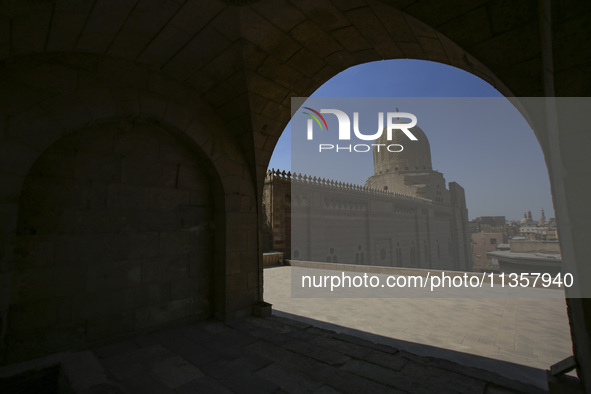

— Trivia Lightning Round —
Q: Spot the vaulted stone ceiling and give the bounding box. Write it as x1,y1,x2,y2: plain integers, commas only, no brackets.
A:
0,0,589,181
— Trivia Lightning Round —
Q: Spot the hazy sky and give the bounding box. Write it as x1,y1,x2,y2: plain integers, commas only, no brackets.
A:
268,59,555,221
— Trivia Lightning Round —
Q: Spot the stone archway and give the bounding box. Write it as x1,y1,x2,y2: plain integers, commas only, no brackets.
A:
0,0,589,385
6,120,219,361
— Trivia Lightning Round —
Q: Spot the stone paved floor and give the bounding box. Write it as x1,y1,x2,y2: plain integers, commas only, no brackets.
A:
263,266,573,373
85,265,578,393
94,315,546,393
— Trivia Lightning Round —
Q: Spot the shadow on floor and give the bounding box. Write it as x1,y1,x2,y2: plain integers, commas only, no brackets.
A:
89,314,549,393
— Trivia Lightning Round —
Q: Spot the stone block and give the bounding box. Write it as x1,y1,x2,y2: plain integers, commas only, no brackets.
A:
141,256,170,284
188,251,212,278
132,210,182,232
75,123,119,154
163,25,229,81
77,88,118,121
282,339,350,366
163,102,193,132
121,157,177,188
140,330,211,365
369,1,415,43
227,274,248,292
74,151,121,183
225,251,245,276
199,42,241,83
13,234,55,269
148,297,208,327
325,50,357,68
55,296,88,327
86,311,135,342
332,26,372,52
0,139,39,177
75,0,138,53
203,73,245,109
294,0,351,31
45,1,95,51
240,7,300,63
217,371,279,394
312,64,338,84
106,0,180,58
310,335,374,360
417,36,448,63
12,263,86,303
177,164,209,192
183,119,212,151
438,6,492,48
401,362,486,393
7,299,58,331
159,231,199,256
169,0,223,38
0,15,9,57
21,176,92,215
107,184,152,210
177,206,213,230
67,209,124,234
364,350,408,371
129,233,161,259
225,288,258,312
247,271,259,289
168,254,190,281
53,233,128,265
112,87,141,118
150,187,192,211
86,286,142,316
11,2,53,54
170,278,199,301
40,93,93,132
291,20,342,57
0,173,25,204
396,41,426,59
86,259,141,292
246,73,290,104
176,376,233,394
158,140,188,165
287,47,326,78
139,25,190,69
256,362,323,393
113,124,160,160
28,146,76,180
252,0,306,32
9,106,65,152
148,71,190,104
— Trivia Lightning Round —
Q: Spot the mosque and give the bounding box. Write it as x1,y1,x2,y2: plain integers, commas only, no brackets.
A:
264,122,472,271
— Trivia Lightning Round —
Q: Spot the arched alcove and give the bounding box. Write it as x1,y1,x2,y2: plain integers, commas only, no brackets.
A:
6,120,221,361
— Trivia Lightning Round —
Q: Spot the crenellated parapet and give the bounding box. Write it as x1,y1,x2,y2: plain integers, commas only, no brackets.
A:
265,168,432,203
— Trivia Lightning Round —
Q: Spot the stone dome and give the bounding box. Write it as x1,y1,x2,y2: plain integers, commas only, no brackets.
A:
373,121,432,175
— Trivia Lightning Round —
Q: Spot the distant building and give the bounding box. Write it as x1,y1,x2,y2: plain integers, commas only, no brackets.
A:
519,208,558,241
487,239,562,274
476,216,506,227
472,232,505,272
263,122,472,271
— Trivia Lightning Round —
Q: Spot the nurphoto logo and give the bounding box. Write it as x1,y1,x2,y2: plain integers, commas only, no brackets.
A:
302,107,419,153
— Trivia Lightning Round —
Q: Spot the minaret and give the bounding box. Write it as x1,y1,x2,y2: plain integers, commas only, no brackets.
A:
521,212,527,224
527,210,533,224
539,208,546,226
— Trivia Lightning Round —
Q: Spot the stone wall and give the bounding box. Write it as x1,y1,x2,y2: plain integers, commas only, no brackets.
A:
0,0,589,384
265,170,471,271
472,232,505,271
7,121,216,361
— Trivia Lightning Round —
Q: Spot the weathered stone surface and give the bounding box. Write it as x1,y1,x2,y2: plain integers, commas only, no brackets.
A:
0,0,589,384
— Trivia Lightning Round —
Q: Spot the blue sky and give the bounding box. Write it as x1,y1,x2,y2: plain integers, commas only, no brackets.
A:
268,59,554,221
